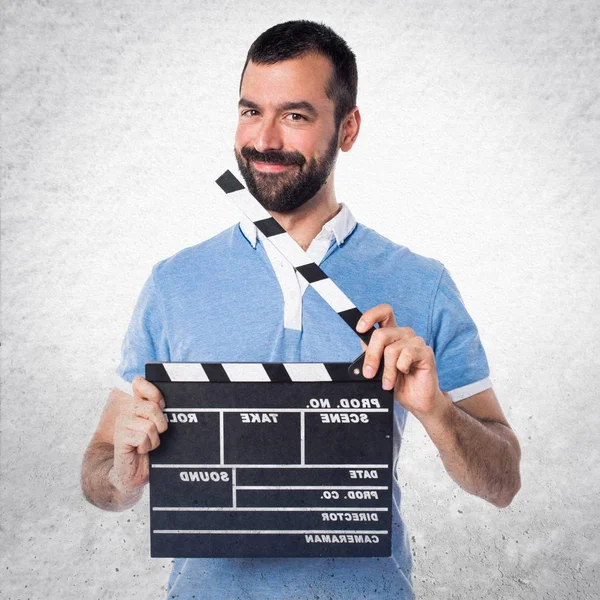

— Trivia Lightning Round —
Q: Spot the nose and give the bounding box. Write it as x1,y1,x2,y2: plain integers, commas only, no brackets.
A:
254,118,284,153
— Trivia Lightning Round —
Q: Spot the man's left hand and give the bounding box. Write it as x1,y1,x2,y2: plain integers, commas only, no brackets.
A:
357,304,451,421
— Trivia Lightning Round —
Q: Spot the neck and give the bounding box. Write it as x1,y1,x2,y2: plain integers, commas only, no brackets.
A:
267,175,340,251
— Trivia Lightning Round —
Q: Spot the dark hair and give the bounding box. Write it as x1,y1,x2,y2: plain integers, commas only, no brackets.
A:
241,20,358,129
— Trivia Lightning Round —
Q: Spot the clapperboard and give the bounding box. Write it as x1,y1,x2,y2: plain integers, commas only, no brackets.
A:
147,171,394,559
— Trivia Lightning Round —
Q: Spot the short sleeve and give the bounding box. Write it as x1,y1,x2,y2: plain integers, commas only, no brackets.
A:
429,268,492,401
115,267,170,391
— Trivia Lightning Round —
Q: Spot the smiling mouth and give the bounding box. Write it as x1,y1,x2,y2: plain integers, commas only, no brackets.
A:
251,161,297,173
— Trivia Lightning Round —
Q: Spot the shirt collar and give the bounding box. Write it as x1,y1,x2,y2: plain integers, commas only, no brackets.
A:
239,203,357,249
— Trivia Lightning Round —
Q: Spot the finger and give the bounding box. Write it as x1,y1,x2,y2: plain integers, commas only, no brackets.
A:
396,347,414,375
132,377,165,409
382,342,403,390
363,327,415,378
356,304,397,333
128,417,161,451
396,343,430,375
135,400,169,434
117,428,155,455
116,415,161,452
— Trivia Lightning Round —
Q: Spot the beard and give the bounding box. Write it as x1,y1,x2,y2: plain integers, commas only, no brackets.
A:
234,132,339,212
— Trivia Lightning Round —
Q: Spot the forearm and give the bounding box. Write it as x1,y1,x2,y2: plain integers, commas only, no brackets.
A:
81,441,144,512
419,394,521,508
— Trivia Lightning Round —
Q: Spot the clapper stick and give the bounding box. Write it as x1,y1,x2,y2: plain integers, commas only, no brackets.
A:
215,170,376,378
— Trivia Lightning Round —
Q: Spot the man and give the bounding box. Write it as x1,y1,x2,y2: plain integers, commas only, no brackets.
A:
81,20,521,599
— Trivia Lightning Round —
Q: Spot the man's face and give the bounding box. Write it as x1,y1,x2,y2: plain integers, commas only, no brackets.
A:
234,53,340,212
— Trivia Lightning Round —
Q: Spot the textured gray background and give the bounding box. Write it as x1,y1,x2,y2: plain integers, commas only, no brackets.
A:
1,1,599,598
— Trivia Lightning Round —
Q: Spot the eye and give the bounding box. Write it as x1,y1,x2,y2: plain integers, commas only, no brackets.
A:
286,113,306,122
241,109,259,117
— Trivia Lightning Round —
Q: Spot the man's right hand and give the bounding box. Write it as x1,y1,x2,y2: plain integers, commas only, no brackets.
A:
108,376,168,495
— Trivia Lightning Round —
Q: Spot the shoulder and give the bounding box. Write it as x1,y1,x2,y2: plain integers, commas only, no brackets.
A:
346,222,446,285
151,224,243,284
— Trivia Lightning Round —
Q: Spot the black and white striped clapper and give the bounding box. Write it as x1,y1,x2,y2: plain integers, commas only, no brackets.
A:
146,171,393,559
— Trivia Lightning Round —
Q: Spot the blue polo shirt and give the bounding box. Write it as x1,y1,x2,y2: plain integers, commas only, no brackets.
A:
116,218,490,600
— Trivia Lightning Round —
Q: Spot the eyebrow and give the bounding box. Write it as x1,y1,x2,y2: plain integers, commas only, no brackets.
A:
238,98,318,117
279,101,318,117
238,98,260,110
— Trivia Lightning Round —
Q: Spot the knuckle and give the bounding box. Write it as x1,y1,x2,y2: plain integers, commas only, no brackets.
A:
131,431,145,448
383,344,398,359
146,432,158,448
383,361,397,375
365,349,379,364
397,350,411,365
157,412,169,430
140,419,155,435
150,389,164,406
360,307,373,320
371,328,385,343
413,336,425,346
148,402,161,416
120,430,136,447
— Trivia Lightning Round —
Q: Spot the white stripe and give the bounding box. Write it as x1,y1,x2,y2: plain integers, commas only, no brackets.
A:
163,363,209,382
284,363,332,381
222,363,271,382
163,408,387,413
237,486,388,490
153,529,388,535
300,411,305,465
153,507,388,512
152,463,388,469
232,189,271,222
232,468,236,508
448,377,493,402
268,232,313,268
219,412,224,465
310,278,355,313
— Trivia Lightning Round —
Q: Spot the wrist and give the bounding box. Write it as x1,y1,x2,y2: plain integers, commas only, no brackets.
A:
108,465,145,499
413,389,454,429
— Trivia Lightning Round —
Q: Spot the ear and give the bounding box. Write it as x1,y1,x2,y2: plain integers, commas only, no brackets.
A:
339,107,361,152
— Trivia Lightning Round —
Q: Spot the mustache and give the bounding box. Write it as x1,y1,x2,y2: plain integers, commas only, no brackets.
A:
240,146,306,167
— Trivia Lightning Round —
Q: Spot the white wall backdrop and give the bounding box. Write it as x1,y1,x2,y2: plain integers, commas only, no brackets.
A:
2,1,599,598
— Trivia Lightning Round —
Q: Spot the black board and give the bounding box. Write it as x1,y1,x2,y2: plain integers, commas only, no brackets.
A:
146,362,394,558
